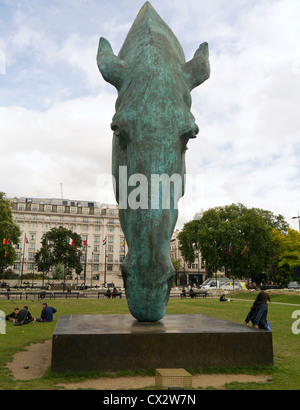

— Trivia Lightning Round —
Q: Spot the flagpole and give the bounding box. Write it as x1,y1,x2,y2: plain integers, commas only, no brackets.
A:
20,234,26,286
83,242,87,288
104,241,107,285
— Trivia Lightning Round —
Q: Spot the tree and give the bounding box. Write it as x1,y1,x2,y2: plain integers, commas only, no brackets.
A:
35,227,83,279
0,193,21,275
178,203,285,284
271,228,300,285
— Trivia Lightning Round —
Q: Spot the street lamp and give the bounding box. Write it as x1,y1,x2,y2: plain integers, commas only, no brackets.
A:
292,211,300,232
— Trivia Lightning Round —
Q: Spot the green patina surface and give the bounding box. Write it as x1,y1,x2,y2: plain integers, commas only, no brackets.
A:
97,2,210,321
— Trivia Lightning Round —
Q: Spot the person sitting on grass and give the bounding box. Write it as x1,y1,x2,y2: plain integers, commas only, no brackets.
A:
14,306,34,326
6,308,19,322
34,303,57,323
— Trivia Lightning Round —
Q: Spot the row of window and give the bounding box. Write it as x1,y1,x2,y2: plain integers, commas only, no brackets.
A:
16,215,107,224
13,263,116,272
17,204,116,216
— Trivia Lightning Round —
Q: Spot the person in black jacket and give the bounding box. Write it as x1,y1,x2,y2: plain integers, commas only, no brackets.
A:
15,306,34,325
244,291,271,330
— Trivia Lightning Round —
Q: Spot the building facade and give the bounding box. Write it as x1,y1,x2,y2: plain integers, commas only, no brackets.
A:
170,229,208,287
9,197,125,287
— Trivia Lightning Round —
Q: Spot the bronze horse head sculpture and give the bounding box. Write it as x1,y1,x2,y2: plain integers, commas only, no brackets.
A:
97,2,210,321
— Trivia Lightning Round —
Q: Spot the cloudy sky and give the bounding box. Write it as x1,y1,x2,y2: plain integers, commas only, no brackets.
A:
0,0,300,230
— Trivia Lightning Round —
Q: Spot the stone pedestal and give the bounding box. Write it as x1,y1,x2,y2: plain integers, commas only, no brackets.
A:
51,314,273,374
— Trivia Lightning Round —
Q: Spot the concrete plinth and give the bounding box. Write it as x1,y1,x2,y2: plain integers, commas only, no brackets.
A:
51,314,273,374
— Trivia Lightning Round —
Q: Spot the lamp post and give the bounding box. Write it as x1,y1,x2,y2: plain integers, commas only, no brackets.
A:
292,211,300,232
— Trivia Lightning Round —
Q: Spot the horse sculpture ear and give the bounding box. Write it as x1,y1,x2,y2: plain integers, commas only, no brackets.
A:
97,37,126,90
184,42,210,91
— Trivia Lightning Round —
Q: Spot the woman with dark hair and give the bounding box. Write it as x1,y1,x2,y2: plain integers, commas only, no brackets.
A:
244,291,271,331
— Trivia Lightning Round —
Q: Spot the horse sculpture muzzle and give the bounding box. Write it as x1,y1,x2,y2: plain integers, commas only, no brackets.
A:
97,2,210,321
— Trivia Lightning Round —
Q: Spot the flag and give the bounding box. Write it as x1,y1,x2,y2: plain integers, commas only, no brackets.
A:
103,237,106,246
4,251,7,258
227,243,232,253
45,237,50,247
122,240,125,247
67,236,74,246
241,245,247,255
3,238,8,245
83,240,88,246
25,235,29,244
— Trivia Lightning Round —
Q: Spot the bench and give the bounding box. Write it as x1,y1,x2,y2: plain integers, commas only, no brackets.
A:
181,291,211,299
52,292,80,299
98,291,122,299
0,292,24,300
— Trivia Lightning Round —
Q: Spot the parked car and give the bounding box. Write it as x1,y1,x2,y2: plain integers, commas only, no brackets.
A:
288,281,300,289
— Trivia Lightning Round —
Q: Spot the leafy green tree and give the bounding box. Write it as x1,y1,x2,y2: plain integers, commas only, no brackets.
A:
35,227,83,278
52,263,65,280
270,228,300,285
0,193,21,275
178,203,286,284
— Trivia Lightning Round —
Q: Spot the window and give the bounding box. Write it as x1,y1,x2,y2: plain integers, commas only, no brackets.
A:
108,227,114,232
94,245,99,252
70,207,77,214
28,263,34,270
82,208,89,214
94,225,100,231
45,205,52,212
18,204,25,210
32,205,39,212
93,264,99,271
107,254,113,263
108,245,114,253
108,236,114,244
82,225,88,231
28,252,35,261
109,210,114,216
57,206,64,213
30,223,37,229
107,264,113,271
29,243,35,250
93,254,99,262
29,234,36,241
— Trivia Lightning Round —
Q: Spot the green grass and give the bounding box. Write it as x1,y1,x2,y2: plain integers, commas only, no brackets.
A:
0,292,300,390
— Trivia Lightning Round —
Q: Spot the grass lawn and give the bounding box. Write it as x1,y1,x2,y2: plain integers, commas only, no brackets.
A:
0,291,300,390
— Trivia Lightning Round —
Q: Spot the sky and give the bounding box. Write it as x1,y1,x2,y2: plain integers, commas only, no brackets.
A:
0,0,300,230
